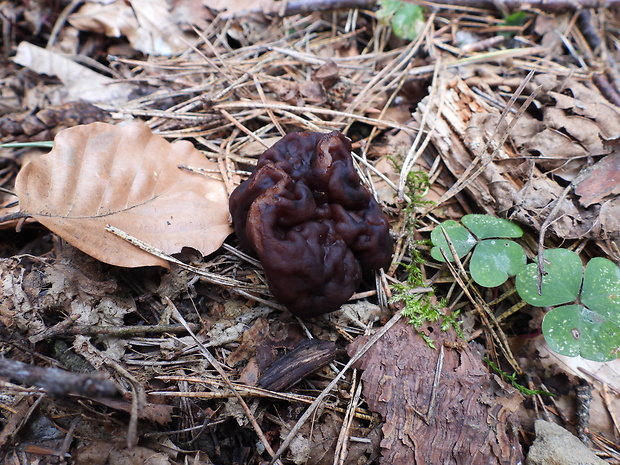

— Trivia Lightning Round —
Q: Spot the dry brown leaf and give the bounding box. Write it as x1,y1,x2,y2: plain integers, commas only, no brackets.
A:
574,153,620,207
68,0,196,56
75,442,172,465
12,42,134,105
95,398,174,425
15,121,232,268
510,76,620,181
421,75,619,247
534,337,620,441
281,411,381,465
203,0,275,17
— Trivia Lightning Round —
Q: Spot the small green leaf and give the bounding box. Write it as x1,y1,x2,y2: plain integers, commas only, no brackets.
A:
543,304,620,361
503,11,528,27
376,0,425,41
581,257,620,327
516,249,582,307
391,3,425,41
499,11,528,38
375,0,401,25
430,220,476,262
462,214,523,240
469,239,526,288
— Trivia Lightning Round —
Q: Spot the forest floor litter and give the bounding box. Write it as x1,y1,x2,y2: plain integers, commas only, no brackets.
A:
0,1,619,464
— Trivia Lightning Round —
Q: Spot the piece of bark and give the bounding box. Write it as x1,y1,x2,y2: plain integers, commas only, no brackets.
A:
347,319,523,465
258,339,337,391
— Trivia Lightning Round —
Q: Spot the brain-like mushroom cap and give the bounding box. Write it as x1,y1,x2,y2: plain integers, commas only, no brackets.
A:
229,131,392,317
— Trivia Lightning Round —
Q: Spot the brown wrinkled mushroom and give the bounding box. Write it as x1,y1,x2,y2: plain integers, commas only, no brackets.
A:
229,131,393,317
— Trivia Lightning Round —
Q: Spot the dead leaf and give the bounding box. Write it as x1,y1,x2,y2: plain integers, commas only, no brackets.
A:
203,0,274,17
68,0,194,56
75,442,172,465
15,121,232,268
421,75,619,250
95,398,173,425
509,76,620,181
315,61,340,89
598,198,620,240
227,317,269,367
512,331,620,441
286,412,382,465
12,42,134,105
348,319,523,465
574,153,620,207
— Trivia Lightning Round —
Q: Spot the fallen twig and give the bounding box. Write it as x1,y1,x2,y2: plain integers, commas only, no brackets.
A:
0,358,117,398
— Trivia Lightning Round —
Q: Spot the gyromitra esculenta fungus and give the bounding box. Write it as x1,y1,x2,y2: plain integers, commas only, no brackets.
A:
229,131,393,318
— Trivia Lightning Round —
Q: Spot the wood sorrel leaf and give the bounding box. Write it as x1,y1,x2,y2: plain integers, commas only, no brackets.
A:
580,257,620,327
430,220,476,262
516,249,582,307
470,239,526,288
543,304,620,361
462,214,523,240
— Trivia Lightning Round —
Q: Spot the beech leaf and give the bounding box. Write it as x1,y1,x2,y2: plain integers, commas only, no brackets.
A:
15,122,232,267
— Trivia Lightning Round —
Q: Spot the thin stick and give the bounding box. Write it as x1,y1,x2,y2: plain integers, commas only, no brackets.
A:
105,225,281,309
36,324,199,338
46,0,83,48
213,101,415,133
536,183,572,294
426,345,444,420
219,109,270,148
253,75,286,136
334,370,363,465
152,378,373,420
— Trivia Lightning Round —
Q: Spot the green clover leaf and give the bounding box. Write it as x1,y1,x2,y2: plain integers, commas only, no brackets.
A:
462,214,523,240
470,239,527,288
581,257,620,327
542,304,620,362
430,221,476,262
516,249,583,307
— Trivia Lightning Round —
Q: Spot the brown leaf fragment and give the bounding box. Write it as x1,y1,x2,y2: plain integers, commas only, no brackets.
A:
68,0,198,56
203,0,274,18
598,198,620,240
258,339,337,391
315,60,340,90
95,398,173,425
227,317,270,367
574,153,620,207
510,76,620,181
347,319,523,465
15,122,232,268
0,397,33,449
74,441,172,465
